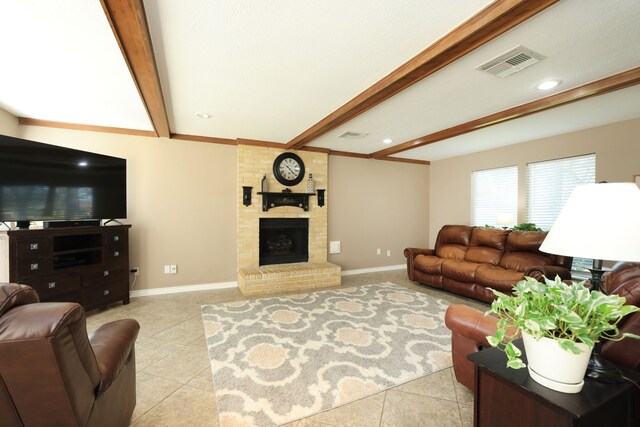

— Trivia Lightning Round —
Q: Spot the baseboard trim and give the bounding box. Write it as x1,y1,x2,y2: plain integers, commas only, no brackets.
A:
341,264,405,276
130,281,238,298
130,265,406,297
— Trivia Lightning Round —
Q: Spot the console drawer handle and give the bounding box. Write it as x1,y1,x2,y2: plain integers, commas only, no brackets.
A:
30,243,39,250
103,270,109,277
103,290,110,296
30,263,39,271
113,251,120,257
48,282,56,289
113,235,120,242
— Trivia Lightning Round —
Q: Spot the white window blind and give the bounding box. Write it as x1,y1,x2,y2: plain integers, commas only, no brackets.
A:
471,166,518,227
527,154,595,272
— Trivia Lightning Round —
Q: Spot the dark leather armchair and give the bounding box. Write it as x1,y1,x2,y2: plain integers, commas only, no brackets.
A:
445,262,640,390
0,283,140,426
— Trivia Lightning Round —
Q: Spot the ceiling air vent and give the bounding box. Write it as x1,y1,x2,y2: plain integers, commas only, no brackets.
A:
338,131,369,139
476,45,545,78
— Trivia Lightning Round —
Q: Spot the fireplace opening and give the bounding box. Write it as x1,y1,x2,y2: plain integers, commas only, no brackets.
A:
259,218,309,266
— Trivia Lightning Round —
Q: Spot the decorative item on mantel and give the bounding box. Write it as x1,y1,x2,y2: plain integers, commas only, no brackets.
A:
242,186,252,207
317,189,325,207
307,173,315,193
261,174,268,193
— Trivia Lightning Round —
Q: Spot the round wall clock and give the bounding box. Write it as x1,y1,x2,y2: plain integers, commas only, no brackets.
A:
273,152,305,186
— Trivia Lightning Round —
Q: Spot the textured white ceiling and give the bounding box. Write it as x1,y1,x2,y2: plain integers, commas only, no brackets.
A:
0,0,638,161
309,0,640,155
0,0,152,130
144,0,491,141
393,85,640,161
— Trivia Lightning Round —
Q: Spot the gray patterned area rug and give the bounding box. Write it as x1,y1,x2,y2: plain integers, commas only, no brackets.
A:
201,282,452,427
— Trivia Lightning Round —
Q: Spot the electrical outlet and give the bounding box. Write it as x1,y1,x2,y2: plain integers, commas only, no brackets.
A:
377,248,381,255
386,250,391,257
170,264,178,274
130,267,139,275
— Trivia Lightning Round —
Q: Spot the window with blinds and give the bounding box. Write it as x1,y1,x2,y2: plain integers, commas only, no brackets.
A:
471,166,518,227
527,153,596,271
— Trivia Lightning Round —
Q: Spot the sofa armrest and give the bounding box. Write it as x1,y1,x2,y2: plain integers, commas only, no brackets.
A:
404,247,435,258
90,319,140,394
524,265,572,281
404,247,435,281
444,304,498,348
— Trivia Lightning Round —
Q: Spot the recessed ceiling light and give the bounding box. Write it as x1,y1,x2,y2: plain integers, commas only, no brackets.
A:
196,113,212,119
536,80,560,91
383,138,393,144
78,161,88,167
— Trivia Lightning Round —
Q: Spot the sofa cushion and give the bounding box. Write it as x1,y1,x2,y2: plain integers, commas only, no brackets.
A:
435,225,472,260
505,230,548,252
465,228,508,265
414,255,446,275
442,260,482,283
500,230,554,272
476,264,525,292
499,252,555,272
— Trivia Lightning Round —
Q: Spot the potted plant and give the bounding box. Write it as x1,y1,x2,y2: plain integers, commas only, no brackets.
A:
486,276,640,393
510,223,542,231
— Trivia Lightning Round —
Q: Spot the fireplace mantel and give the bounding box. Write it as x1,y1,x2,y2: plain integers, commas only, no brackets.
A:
258,191,316,212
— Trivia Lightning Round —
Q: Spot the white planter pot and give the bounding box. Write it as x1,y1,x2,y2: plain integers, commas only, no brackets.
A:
522,332,592,393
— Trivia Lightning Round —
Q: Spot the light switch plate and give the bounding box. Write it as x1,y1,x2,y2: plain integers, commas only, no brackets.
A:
329,241,341,254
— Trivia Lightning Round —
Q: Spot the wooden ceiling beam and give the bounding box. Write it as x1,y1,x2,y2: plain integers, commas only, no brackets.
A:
370,67,640,158
285,0,559,150
17,117,157,137
100,0,171,138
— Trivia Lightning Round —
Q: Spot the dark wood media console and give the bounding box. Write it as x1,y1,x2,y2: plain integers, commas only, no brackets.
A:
0,225,131,311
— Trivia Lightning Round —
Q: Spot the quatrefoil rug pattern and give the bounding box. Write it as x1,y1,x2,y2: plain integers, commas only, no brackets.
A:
201,283,452,427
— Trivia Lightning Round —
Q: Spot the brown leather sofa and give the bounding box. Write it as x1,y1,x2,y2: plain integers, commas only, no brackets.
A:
0,283,140,426
405,225,573,303
445,262,640,390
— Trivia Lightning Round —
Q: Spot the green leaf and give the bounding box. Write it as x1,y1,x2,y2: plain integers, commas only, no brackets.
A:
524,319,541,332
558,339,585,355
560,311,582,324
486,335,500,347
507,358,526,369
537,317,557,330
504,342,522,358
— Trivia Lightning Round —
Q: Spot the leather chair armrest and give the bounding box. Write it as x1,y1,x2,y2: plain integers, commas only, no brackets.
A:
90,319,140,394
444,304,498,348
601,312,640,371
524,265,572,282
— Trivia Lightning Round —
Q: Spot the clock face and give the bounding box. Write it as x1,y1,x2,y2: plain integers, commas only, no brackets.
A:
273,152,305,186
278,158,301,181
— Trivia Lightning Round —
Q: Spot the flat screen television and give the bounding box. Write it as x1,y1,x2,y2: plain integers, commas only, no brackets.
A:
0,134,126,225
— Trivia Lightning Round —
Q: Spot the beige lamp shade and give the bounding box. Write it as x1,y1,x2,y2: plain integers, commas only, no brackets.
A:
539,183,640,262
496,213,514,226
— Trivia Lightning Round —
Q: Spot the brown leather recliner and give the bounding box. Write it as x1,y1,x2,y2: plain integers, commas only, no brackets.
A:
0,283,140,426
445,262,640,390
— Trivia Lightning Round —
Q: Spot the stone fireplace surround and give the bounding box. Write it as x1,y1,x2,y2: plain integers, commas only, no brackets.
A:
237,145,340,296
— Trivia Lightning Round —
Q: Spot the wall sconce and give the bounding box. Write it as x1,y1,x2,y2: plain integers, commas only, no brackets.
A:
317,189,325,207
242,186,252,206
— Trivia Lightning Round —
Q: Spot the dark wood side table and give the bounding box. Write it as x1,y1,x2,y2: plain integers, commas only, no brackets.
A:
468,340,639,427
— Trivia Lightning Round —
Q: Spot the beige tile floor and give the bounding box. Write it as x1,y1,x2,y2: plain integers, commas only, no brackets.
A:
86,269,486,427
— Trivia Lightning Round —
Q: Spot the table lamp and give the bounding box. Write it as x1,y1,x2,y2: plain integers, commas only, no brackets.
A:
496,213,514,230
539,182,640,382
